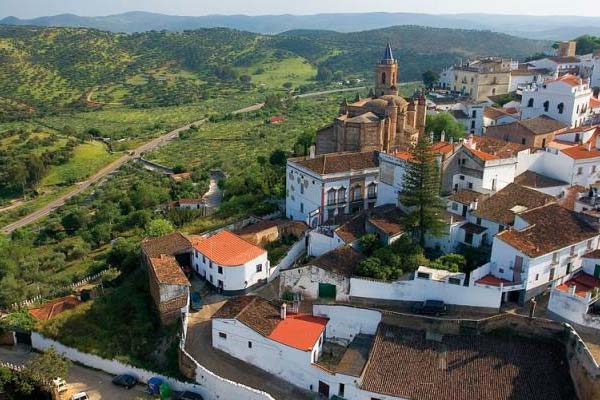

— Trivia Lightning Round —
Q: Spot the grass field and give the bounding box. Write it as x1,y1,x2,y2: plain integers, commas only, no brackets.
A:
238,56,317,89
42,141,119,186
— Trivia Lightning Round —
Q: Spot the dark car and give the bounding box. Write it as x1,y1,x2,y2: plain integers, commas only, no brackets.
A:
111,374,137,389
190,292,203,311
412,300,448,317
176,391,204,400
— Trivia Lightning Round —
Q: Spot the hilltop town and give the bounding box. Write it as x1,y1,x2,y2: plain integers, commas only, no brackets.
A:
1,20,600,400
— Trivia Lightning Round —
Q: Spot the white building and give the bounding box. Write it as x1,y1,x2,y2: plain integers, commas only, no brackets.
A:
482,106,519,133
521,74,594,128
191,230,269,295
509,68,552,92
527,56,582,76
286,151,379,227
474,203,600,304
449,100,492,135
547,250,600,331
591,52,600,88
439,66,455,90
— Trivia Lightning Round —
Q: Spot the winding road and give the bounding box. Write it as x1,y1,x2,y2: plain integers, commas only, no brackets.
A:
0,86,365,234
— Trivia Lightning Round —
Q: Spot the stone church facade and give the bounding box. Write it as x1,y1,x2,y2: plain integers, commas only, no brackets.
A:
316,44,427,155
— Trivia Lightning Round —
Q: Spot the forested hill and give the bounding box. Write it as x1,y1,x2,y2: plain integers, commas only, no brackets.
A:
0,24,549,116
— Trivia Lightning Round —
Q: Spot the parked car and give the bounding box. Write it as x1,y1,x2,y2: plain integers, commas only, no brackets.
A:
176,391,204,400
190,292,202,311
52,377,68,393
147,376,168,395
412,300,448,317
70,392,89,400
112,374,137,389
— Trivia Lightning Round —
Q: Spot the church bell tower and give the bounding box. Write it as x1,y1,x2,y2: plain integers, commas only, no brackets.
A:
375,43,398,96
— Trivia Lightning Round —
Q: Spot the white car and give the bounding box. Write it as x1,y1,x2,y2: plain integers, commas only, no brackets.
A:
71,392,89,400
52,377,67,393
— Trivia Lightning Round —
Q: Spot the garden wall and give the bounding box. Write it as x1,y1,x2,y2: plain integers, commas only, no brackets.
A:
350,276,502,311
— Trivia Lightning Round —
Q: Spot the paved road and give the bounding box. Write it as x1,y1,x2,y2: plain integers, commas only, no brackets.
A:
0,346,153,400
0,86,365,234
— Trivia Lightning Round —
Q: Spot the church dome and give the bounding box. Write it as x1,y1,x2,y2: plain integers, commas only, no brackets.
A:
364,98,389,112
379,94,408,109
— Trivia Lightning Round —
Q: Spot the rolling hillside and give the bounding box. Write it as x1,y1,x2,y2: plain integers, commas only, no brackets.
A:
0,24,549,117
2,11,600,40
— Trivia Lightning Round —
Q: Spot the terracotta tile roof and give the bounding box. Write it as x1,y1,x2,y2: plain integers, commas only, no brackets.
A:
496,203,598,257
547,56,580,63
485,116,567,140
367,205,405,236
583,249,600,259
169,172,191,182
309,246,365,277
361,324,574,400
557,272,600,297
335,213,367,243
290,151,379,175
213,295,327,351
448,189,486,205
514,170,568,188
473,183,555,226
141,232,192,258
591,97,600,109
461,222,487,234
468,147,499,161
149,254,190,286
450,109,468,120
193,230,266,266
430,141,456,156
484,107,517,120
235,219,284,236
29,295,82,321
561,134,600,160
475,274,514,286
268,314,328,351
471,136,530,159
545,73,582,86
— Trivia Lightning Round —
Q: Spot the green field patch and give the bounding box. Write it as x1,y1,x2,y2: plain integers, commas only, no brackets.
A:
41,141,119,186
239,56,316,88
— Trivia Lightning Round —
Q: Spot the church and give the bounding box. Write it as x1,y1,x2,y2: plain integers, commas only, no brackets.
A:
316,44,427,155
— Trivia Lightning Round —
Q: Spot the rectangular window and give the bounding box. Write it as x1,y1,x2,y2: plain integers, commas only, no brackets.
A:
256,264,263,273
219,332,227,339
300,184,304,194
202,255,206,263
448,277,461,285
248,341,252,349
464,232,474,245
476,218,482,226
339,384,345,397
588,239,593,249
535,274,539,281
417,272,430,279
195,250,199,258
566,263,572,275
209,275,213,283
451,203,458,211
468,182,473,189
593,166,597,174
499,268,504,274
218,266,223,274
578,167,583,175
459,175,465,180
300,202,304,213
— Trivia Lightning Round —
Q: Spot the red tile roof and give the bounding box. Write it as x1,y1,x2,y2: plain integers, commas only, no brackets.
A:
29,295,82,321
546,73,582,87
557,272,600,298
561,134,600,160
291,151,379,175
590,97,600,109
268,314,328,351
194,230,266,266
149,255,190,286
475,274,513,287
469,147,499,161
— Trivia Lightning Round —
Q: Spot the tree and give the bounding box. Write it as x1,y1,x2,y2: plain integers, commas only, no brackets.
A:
425,113,465,141
400,135,446,247
239,75,252,85
269,149,287,167
282,82,293,89
422,70,439,88
61,208,90,233
294,131,314,156
360,234,381,256
429,253,466,272
316,66,333,83
17,348,70,394
145,218,174,237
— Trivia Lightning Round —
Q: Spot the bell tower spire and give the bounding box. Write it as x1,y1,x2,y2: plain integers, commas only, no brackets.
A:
375,43,398,96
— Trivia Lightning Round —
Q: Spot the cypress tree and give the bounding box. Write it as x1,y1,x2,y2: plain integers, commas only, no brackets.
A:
400,135,446,247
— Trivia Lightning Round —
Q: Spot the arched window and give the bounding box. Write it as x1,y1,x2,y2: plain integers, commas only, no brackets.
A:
350,185,362,202
337,187,346,203
327,188,336,206
527,98,534,108
543,101,549,112
381,72,386,85
558,103,564,114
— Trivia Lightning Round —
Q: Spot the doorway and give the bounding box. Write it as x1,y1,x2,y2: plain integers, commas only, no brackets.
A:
318,381,330,398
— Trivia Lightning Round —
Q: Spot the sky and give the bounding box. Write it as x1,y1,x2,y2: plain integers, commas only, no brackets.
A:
0,0,598,19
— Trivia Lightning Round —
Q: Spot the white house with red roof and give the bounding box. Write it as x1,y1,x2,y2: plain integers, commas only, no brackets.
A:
472,203,600,304
547,250,600,330
521,74,594,128
191,230,269,295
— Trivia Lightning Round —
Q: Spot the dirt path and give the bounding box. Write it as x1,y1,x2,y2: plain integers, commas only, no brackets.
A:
0,86,366,234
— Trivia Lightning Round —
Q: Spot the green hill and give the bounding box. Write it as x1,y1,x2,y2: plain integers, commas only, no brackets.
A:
0,24,550,117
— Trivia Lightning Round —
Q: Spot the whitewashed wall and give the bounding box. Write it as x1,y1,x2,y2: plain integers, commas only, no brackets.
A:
308,230,344,257
313,304,381,341
32,332,275,400
548,288,600,330
350,276,502,309
280,266,351,301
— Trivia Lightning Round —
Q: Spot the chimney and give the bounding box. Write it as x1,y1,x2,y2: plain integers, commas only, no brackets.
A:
280,303,287,320
472,199,479,211
588,141,593,152
309,145,316,159
440,130,446,143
